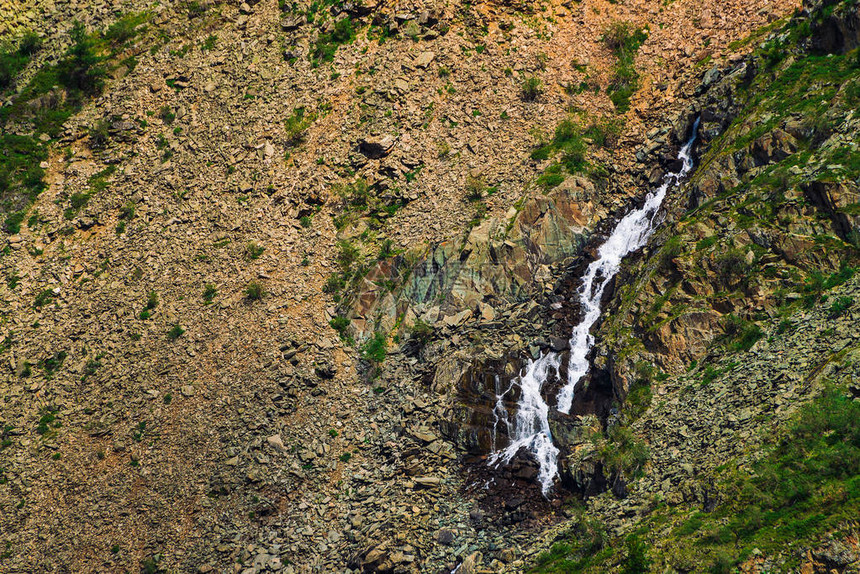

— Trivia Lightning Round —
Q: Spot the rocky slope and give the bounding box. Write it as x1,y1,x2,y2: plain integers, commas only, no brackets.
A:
525,1,860,572
3,0,857,573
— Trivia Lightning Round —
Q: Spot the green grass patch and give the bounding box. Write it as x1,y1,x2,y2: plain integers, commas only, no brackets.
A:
603,22,647,113
312,16,355,66
679,385,859,571
1,15,148,231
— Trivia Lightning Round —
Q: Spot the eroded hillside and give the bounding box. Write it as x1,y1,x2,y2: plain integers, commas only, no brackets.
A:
4,0,849,573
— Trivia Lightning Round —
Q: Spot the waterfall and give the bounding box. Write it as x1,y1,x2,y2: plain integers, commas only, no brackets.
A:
488,352,561,495
490,120,700,495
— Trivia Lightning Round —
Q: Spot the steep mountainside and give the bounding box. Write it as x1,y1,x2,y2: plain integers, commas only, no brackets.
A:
2,0,859,573
530,1,860,572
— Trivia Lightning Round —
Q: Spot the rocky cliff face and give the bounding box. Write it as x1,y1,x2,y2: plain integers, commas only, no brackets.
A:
2,0,858,573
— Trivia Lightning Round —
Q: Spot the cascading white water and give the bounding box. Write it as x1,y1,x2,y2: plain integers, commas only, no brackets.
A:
490,120,700,495
488,352,561,495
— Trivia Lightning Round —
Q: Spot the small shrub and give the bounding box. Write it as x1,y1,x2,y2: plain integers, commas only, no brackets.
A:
104,13,146,46
201,34,217,51
361,331,387,366
710,553,736,574
18,32,42,56
584,117,624,148
158,105,175,125
39,352,67,379
245,281,264,301
676,512,705,536
202,283,217,303
468,201,487,227
312,17,355,65
69,192,90,211
119,201,135,220
36,408,58,434
536,164,565,190
285,107,315,146
465,174,486,201
88,118,111,149
600,425,649,479
410,320,434,344
555,119,579,143
246,242,265,259
659,236,683,270
776,319,795,334
696,236,719,251
0,42,30,91
33,288,55,308
141,555,161,574
377,238,395,259
336,239,361,272
339,452,351,463
603,22,647,113
721,315,763,351
625,379,652,421
167,324,185,340
620,535,651,574
324,273,346,295
533,118,589,174
521,76,543,101
57,21,105,96
828,296,853,318
139,292,159,319
329,315,351,340
81,356,103,382
145,291,158,310
6,271,21,290
714,248,751,290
